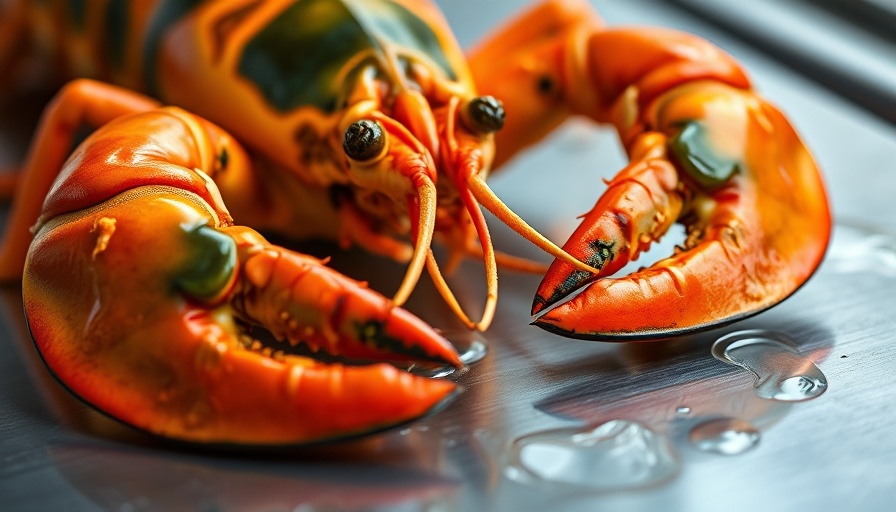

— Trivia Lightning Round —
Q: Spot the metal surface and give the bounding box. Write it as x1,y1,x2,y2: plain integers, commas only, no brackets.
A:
2,1,896,510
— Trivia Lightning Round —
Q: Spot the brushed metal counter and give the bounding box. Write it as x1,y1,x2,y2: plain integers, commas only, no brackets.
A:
2,1,895,511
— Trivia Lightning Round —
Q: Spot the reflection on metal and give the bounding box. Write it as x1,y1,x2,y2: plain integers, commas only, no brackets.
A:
442,328,490,367
675,406,692,417
688,418,761,455
712,330,828,402
828,223,896,277
45,438,459,511
402,329,488,378
503,420,679,491
517,321,833,491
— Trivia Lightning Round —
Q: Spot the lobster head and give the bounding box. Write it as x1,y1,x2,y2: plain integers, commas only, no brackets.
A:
336,89,503,330
334,82,596,330
154,0,596,330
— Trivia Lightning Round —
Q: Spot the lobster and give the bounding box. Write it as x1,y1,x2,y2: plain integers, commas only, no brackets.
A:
0,0,830,445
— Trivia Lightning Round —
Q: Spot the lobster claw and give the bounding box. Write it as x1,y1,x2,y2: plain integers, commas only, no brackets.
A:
23,188,463,446
532,83,831,340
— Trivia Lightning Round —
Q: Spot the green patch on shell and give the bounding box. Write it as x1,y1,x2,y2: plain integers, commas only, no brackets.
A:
173,225,237,303
669,121,740,190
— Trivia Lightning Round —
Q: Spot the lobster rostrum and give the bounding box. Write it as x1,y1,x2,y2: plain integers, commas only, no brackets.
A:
0,0,829,445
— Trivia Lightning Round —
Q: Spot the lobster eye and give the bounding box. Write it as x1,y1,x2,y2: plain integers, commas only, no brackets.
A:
343,120,385,161
466,96,505,134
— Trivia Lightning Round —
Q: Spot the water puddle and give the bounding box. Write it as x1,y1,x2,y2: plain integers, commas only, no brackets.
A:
502,328,830,491
712,330,827,402
688,418,761,455
404,329,488,378
504,420,679,491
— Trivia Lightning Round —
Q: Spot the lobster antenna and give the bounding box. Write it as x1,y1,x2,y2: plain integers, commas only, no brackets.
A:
459,185,498,332
412,178,498,330
467,177,599,274
442,220,548,275
393,175,437,306
424,249,477,329
466,243,550,274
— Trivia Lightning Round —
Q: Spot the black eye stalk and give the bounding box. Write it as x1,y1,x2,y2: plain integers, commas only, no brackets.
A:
343,120,385,161
466,96,505,134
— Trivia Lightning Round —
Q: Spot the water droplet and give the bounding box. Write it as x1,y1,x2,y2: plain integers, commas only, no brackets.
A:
504,420,679,491
689,418,760,455
712,330,827,402
777,376,826,399
675,406,691,417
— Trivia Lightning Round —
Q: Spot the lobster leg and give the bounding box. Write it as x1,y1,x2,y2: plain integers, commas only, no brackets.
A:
469,0,830,339
11,88,462,445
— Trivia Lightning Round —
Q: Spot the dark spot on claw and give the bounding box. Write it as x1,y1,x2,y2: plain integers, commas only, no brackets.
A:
532,240,616,314
361,323,379,342
531,293,555,315
535,269,594,313
560,269,593,296
588,240,614,269
537,75,555,95
356,321,444,363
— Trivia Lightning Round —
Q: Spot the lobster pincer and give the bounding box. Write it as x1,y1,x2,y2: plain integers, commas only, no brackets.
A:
531,89,832,339
18,104,462,446
467,0,831,339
